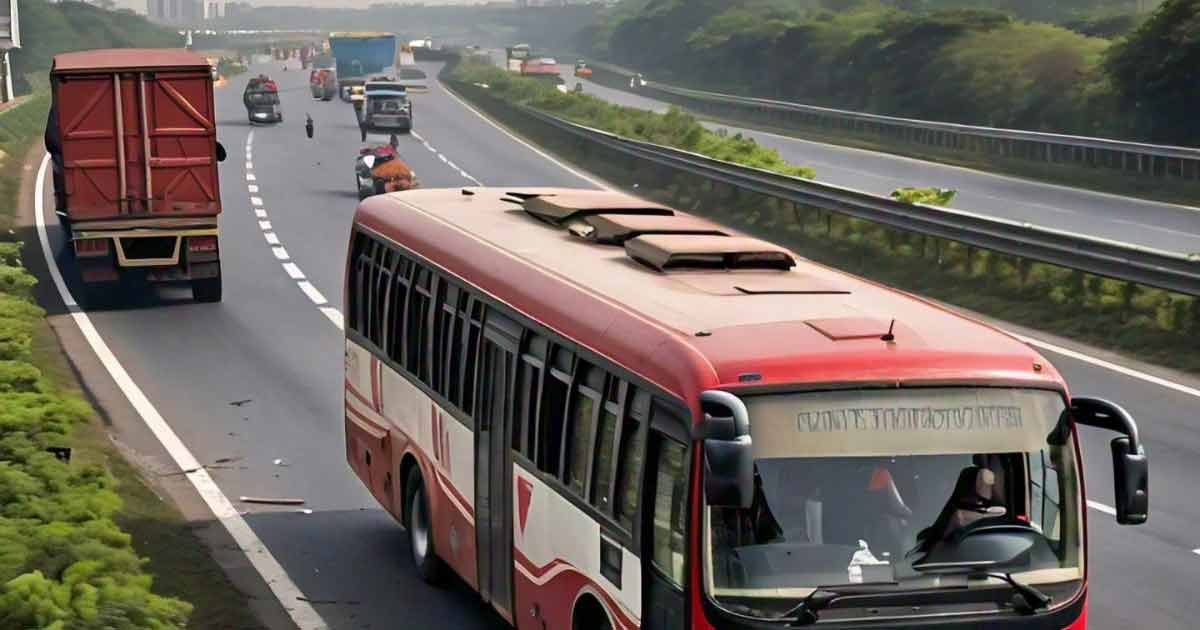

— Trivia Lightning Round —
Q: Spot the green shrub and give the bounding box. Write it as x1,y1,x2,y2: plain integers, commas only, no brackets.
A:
891,187,958,206
452,59,816,179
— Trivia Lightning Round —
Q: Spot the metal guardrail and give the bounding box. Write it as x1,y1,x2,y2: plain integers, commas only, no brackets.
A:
516,105,1200,296
585,60,1200,180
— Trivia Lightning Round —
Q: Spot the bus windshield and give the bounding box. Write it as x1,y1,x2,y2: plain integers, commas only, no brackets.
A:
706,387,1083,620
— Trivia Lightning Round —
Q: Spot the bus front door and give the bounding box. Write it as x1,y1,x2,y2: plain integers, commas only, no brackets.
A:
475,315,519,621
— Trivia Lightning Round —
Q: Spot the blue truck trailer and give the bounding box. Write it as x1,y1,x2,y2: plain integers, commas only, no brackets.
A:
328,32,398,100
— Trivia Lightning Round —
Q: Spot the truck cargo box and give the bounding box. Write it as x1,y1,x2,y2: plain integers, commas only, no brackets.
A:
49,48,222,223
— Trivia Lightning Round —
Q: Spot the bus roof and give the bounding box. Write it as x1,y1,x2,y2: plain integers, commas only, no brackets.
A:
354,188,1061,406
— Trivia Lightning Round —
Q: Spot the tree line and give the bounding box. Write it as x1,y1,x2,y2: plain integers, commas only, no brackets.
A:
580,0,1199,146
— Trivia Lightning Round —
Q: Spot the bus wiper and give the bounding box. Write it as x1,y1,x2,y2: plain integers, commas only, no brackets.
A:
985,572,1052,614
783,582,900,627
912,561,1052,615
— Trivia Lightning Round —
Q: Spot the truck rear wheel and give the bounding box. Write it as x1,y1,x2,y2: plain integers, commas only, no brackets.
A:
192,276,222,303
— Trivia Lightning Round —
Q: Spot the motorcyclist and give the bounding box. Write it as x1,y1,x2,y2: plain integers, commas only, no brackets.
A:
362,139,417,193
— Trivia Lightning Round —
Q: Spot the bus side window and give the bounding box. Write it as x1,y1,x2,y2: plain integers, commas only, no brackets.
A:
514,335,547,458
613,388,650,530
406,266,434,385
460,297,484,417
386,257,412,364
590,376,626,513
537,345,573,478
371,245,392,351
650,430,688,587
566,363,603,498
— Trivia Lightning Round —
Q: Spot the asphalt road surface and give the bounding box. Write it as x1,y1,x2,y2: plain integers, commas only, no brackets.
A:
558,67,1200,255
33,60,1200,630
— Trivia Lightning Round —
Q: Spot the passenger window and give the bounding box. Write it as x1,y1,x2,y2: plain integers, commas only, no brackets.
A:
591,400,619,510
537,347,573,477
460,298,484,416
407,267,433,384
651,435,688,587
614,388,649,530
566,365,603,497
514,338,545,457
432,279,451,394
386,257,411,364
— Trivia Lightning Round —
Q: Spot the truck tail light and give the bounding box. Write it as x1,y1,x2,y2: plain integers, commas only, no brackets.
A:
188,236,218,253
73,238,109,257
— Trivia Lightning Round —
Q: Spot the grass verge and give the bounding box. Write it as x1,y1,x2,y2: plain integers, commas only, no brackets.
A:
0,96,260,628
444,69,1200,377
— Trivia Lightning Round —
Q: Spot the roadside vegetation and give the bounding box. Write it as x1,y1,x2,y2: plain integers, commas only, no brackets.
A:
0,98,194,627
451,56,815,179
582,0,1198,147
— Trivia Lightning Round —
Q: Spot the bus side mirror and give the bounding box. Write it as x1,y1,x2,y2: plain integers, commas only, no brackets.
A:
1072,397,1148,525
698,391,753,509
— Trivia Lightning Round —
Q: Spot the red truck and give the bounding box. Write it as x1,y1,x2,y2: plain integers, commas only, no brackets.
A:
47,49,226,303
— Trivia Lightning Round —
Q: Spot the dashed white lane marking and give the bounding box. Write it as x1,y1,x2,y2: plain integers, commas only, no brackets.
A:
438,153,448,163
320,307,345,331
1087,501,1117,516
1193,549,1200,557
33,153,327,630
297,281,328,305
282,262,305,280
245,135,345,328
245,161,253,170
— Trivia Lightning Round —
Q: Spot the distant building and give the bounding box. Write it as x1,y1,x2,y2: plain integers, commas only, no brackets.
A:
147,0,202,24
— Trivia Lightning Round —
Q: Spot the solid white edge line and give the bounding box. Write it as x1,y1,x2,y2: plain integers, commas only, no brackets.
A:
319,307,344,331
282,262,305,280
1087,500,1117,516
297,281,328,306
439,79,608,188
246,130,253,146
264,232,280,246
34,153,327,630
272,246,289,260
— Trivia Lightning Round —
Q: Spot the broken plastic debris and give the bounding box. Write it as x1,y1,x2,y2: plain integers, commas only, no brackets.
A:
239,496,305,505
296,508,313,515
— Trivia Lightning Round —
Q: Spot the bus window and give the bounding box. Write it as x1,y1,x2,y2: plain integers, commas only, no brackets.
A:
386,257,412,364
514,335,547,458
461,297,484,416
406,267,433,384
614,388,649,530
537,346,573,477
566,364,603,497
651,433,688,586
590,377,625,511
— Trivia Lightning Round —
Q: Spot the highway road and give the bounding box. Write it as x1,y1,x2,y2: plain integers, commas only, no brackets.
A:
558,67,1200,255
31,60,1200,630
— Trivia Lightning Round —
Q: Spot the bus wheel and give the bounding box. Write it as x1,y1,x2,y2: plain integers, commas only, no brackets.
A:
192,276,222,303
406,472,446,584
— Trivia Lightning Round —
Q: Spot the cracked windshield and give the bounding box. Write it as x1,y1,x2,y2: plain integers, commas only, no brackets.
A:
4,0,1192,628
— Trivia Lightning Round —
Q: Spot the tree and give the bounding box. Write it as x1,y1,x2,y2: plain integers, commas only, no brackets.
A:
1104,0,1200,145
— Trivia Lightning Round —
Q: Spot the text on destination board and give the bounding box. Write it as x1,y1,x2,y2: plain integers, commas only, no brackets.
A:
796,405,1024,434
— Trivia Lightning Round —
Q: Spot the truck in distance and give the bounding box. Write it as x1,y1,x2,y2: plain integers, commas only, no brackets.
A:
47,49,226,304
328,32,398,101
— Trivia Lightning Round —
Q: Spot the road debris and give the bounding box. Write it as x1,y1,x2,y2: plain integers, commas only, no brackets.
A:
296,508,313,515
239,496,305,505
273,458,289,466
229,398,253,407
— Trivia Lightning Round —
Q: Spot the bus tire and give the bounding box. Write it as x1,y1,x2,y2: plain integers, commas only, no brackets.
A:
192,276,222,303
405,471,446,584
572,594,612,630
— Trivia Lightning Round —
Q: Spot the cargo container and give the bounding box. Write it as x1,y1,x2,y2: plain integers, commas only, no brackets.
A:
328,32,397,100
47,49,226,303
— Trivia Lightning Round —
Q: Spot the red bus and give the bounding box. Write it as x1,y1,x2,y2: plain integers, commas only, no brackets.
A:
343,187,1148,630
